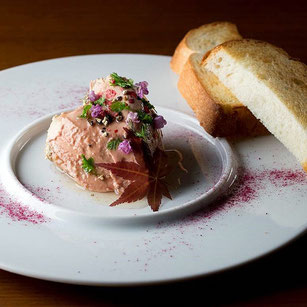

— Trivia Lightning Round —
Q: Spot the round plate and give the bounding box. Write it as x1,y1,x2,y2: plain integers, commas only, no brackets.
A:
0,54,306,285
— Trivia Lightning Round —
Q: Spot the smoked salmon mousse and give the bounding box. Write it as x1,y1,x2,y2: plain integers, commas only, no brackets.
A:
45,73,171,211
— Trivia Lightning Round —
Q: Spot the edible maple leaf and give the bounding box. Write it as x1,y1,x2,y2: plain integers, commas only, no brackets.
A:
96,146,172,212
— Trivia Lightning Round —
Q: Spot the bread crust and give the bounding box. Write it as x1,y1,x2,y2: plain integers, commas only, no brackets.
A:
178,58,222,135
170,35,194,75
170,22,242,75
207,39,290,58
178,56,268,137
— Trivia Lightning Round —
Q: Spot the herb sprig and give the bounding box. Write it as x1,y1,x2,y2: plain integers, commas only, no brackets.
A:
135,124,148,139
110,101,130,112
137,111,153,124
110,73,134,88
80,104,92,118
81,154,96,174
107,138,122,150
94,97,105,106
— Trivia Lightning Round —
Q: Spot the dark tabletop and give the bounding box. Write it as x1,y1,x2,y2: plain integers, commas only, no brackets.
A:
0,0,306,306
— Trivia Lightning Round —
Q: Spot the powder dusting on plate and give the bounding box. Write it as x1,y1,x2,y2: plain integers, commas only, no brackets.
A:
0,184,47,224
178,167,307,227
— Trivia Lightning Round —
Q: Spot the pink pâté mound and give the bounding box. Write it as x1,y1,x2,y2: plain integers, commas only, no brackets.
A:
45,73,174,211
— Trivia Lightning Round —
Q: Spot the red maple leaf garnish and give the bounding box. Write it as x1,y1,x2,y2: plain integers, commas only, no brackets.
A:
96,132,173,211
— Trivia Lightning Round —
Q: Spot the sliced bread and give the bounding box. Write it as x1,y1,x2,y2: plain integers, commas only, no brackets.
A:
203,39,307,171
178,52,268,136
170,22,242,75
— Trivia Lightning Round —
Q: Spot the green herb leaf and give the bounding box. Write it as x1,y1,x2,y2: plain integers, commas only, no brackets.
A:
110,72,134,88
94,97,105,106
81,154,96,173
80,104,92,118
110,101,130,112
137,111,153,124
135,124,147,139
107,138,122,150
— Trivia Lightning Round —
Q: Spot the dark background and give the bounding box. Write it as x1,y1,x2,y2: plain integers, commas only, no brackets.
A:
0,0,306,306
1,0,306,69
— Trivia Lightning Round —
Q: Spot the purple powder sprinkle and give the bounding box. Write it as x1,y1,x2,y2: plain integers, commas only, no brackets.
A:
135,81,149,98
154,115,167,129
118,140,132,154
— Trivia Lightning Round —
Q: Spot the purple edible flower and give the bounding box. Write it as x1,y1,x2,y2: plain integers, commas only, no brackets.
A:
91,104,102,118
154,115,167,129
135,81,149,98
118,140,132,154
88,90,99,102
126,111,140,124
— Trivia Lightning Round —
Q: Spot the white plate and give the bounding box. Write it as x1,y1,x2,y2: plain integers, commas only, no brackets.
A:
0,54,306,285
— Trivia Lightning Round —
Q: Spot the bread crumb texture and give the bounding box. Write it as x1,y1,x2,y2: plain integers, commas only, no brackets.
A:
204,39,307,169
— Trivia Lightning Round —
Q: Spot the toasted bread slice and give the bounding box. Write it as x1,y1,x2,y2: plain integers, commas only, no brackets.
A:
178,53,268,136
203,39,307,171
170,22,242,75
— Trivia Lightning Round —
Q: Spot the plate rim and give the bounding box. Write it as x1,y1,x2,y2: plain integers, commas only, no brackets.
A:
0,53,172,74
0,224,305,286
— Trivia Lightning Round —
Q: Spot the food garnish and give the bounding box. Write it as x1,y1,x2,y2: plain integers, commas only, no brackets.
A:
110,72,134,88
107,138,122,150
80,104,92,118
81,154,96,174
97,130,173,211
